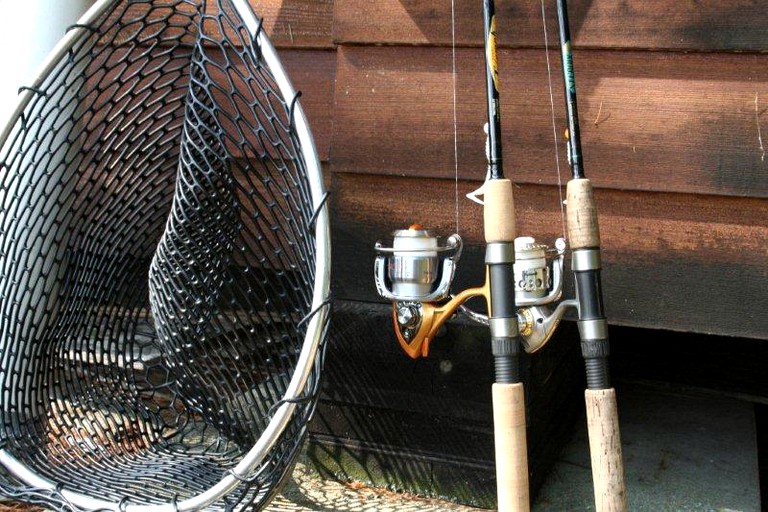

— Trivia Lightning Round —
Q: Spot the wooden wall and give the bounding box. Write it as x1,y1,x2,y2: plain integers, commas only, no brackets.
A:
262,0,768,340
255,1,768,504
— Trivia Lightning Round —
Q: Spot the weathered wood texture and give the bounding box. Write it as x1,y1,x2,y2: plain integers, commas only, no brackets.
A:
279,50,336,160
324,3,768,340
333,0,768,51
252,0,334,48
333,173,767,339
258,2,336,155
332,46,768,198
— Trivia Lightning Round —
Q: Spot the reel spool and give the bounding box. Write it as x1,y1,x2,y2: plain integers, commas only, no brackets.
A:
374,226,463,302
512,237,577,354
374,226,463,358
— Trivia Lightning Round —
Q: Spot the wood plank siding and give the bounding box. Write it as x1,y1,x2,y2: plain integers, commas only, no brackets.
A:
263,0,767,339
260,1,768,504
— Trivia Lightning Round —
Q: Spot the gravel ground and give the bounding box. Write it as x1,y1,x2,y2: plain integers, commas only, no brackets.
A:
0,385,760,511
268,460,482,511
0,460,482,512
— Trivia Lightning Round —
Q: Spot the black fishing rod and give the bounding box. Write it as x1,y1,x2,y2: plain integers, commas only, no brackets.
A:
556,1,627,509
480,1,531,510
556,0,584,179
374,2,530,509
483,0,504,180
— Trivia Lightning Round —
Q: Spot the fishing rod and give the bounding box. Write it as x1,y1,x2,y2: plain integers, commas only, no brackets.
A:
556,0,628,509
374,1,625,510
374,1,530,509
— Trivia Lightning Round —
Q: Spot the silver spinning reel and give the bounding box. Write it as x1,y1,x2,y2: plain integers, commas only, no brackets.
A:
374,226,463,302
512,236,577,353
457,235,575,353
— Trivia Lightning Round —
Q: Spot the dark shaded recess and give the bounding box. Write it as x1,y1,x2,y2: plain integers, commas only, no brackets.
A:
609,325,768,511
609,326,768,403
307,300,584,508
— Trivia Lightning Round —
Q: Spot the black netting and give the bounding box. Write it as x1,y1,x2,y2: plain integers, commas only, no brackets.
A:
0,0,330,510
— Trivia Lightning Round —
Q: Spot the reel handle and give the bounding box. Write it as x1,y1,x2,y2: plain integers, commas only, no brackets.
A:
391,281,488,359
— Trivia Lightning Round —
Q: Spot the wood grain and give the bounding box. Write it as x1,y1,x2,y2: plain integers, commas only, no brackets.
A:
332,45,768,198
280,49,336,161
98,0,334,48
332,172,768,338
253,0,335,48
333,0,768,52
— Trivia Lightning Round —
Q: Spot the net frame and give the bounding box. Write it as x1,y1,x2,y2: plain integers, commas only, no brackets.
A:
0,0,331,510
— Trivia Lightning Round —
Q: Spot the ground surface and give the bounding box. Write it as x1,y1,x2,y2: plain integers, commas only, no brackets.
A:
271,383,761,511
0,383,760,511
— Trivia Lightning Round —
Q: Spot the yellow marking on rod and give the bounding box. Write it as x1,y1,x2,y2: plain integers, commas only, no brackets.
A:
488,15,500,89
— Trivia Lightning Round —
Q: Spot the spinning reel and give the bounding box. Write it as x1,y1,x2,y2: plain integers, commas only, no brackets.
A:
374,227,576,358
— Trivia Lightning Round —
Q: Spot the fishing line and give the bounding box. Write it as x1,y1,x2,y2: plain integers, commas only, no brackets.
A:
451,0,460,234
540,0,568,240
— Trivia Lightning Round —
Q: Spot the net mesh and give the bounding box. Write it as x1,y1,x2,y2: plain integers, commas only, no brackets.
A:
0,0,329,509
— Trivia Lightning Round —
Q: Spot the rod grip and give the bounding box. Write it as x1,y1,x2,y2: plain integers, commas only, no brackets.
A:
566,178,600,249
492,382,530,512
585,388,627,512
483,179,516,243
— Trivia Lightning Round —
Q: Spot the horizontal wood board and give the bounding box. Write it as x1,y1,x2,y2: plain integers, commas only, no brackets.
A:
98,0,334,48
333,173,768,339
333,0,768,52
253,0,335,48
279,49,336,161
332,45,768,198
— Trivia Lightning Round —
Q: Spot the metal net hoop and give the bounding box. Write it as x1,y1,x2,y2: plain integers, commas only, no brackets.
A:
0,0,330,510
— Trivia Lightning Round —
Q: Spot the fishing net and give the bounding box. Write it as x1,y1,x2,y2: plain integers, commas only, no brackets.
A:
0,0,331,510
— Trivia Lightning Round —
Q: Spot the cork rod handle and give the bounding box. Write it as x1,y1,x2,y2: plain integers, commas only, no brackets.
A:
483,179,516,243
493,383,530,512
566,178,600,249
585,388,628,512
